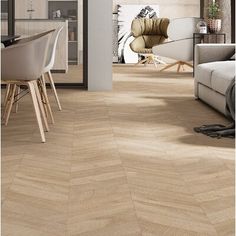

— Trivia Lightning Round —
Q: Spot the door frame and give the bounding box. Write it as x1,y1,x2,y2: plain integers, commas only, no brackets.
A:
231,0,235,43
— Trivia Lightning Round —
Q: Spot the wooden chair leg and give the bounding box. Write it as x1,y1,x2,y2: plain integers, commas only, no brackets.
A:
154,56,167,65
34,81,49,132
28,81,46,143
39,75,49,119
183,61,193,68
153,59,158,68
147,56,153,64
3,84,12,122
137,55,166,68
160,61,179,72
39,77,55,124
136,57,148,66
3,83,11,107
47,71,62,111
41,74,46,89
177,63,181,72
4,84,16,126
14,85,21,113
144,57,150,65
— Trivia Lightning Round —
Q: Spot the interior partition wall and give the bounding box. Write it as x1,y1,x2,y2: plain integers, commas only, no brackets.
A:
86,0,112,91
231,0,235,43
8,0,14,35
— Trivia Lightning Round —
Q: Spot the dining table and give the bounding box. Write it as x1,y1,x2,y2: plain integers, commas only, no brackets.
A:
1,35,20,47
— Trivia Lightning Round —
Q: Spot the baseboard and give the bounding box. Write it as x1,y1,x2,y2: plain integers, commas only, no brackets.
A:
51,70,66,74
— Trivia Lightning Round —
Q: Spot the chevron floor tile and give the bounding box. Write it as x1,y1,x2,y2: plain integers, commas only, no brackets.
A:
1,65,235,236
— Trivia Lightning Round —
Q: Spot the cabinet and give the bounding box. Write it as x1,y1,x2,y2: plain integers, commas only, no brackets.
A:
1,0,8,20
48,0,81,65
1,0,82,67
15,0,48,19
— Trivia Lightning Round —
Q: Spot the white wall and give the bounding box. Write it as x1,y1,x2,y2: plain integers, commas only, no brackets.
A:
113,0,200,18
87,0,113,91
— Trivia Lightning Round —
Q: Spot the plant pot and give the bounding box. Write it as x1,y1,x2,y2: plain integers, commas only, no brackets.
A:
208,19,222,33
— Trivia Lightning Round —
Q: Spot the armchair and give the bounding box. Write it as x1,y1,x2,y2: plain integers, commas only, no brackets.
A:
152,17,200,72
130,18,169,66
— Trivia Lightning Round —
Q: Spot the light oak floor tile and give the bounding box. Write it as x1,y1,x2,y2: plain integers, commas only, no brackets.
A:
1,65,234,236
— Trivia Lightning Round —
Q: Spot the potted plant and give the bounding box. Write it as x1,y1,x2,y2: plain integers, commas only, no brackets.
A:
207,0,221,33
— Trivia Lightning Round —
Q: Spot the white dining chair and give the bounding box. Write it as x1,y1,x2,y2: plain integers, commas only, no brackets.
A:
43,26,63,111
3,30,57,123
1,30,54,143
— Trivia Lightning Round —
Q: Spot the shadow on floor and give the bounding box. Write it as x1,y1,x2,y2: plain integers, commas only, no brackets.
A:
111,94,234,149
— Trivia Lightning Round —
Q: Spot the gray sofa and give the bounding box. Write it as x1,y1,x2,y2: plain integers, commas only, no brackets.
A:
194,44,235,116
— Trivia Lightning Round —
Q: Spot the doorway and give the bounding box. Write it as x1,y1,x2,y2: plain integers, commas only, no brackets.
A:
1,0,86,88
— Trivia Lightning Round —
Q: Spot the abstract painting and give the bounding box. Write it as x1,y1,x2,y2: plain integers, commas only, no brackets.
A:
117,5,160,63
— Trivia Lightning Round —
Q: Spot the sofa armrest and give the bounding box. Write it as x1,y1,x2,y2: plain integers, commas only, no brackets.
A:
194,44,235,68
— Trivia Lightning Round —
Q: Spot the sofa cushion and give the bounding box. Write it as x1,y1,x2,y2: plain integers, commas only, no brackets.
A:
195,63,213,88
212,61,235,95
196,61,235,95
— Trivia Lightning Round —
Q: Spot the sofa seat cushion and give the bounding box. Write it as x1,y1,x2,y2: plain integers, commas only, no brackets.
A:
196,61,235,95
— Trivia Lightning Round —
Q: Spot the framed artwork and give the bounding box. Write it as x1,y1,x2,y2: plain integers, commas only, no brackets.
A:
113,13,119,63
117,5,160,63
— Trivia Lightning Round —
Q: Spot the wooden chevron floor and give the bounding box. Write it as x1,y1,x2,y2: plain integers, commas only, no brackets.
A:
1,65,235,236
52,65,83,84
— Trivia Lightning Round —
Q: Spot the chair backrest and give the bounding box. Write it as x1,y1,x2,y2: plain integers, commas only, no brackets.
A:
1,30,54,81
14,30,55,45
130,18,169,51
131,18,169,38
45,26,63,70
167,17,200,40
